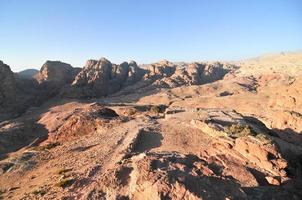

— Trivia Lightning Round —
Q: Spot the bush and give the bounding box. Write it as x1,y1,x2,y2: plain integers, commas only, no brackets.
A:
224,124,256,138
32,188,47,196
34,142,60,151
55,179,73,188
56,168,71,175
150,105,161,114
255,133,272,143
127,108,137,116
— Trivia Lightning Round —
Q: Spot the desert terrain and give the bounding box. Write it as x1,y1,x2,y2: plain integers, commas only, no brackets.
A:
0,51,302,199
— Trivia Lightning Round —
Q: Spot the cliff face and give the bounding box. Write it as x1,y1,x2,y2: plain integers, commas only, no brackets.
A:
34,61,79,97
64,58,145,98
0,61,17,105
63,58,229,98
35,61,76,84
0,61,41,121
0,61,80,121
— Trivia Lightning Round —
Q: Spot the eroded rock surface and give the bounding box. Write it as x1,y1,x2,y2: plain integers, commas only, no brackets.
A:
0,61,38,121
0,52,302,199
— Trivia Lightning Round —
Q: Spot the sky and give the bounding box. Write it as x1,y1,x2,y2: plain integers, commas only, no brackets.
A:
0,0,301,72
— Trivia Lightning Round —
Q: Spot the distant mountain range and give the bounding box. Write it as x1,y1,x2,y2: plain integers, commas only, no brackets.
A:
17,69,39,79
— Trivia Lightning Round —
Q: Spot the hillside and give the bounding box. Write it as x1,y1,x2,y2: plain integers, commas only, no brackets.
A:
0,52,302,199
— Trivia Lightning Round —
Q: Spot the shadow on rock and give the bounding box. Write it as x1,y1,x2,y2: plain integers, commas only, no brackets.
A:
0,120,48,160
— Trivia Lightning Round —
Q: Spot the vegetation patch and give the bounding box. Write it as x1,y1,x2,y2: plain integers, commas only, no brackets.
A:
224,123,272,143
255,133,273,143
34,142,60,151
56,167,72,175
55,179,74,188
224,124,256,138
150,105,161,114
126,108,137,116
32,188,47,196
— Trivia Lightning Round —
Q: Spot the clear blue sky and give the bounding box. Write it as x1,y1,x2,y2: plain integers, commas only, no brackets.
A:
0,0,301,71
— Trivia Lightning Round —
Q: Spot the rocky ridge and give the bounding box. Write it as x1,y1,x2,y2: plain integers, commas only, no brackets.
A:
0,58,230,121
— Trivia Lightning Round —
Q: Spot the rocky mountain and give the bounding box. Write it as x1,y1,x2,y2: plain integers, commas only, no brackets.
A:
63,58,230,98
34,61,80,98
0,52,302,199
16,69,39,79
0,61,37,121
63,58,145,98
0,61,18,115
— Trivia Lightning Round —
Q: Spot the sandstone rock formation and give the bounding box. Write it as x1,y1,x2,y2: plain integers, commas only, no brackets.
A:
191,109,288,179
0,52,302,199
0,61,28,121
0,61,17,107
64,58,145,98
35,61,77,84
39,103,119,143
35,61,80,98
62,58,230,98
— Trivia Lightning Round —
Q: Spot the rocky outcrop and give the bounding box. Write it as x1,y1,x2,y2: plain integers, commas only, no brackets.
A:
34,61,80,99
125,61,144,85
0,61,17,106
191,109,289,180
38,103,119,143
147,60,175,77
65,58,230,98
0,61,81,121
98,152,248,199
169,62,229,86
64,58,145,98
140,61,230,90
0,61,26,121
35,61,76,84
